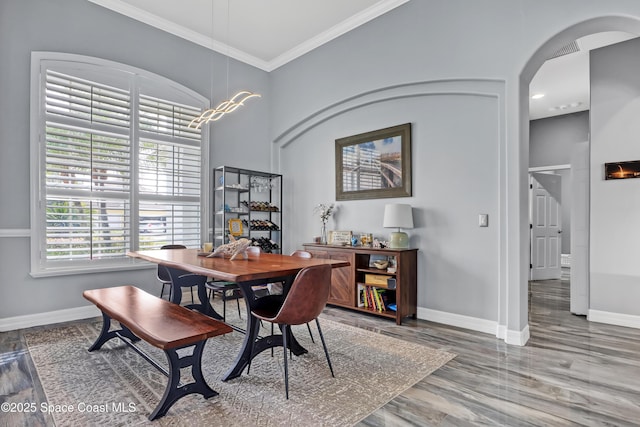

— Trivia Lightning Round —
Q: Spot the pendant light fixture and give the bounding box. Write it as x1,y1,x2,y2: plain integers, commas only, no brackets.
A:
189,0,260,129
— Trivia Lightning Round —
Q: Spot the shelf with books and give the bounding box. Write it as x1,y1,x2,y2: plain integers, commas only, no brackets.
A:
303,244,417,325
358,283,394,308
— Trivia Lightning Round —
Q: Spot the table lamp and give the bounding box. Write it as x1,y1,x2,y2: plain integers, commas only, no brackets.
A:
383,204,414,249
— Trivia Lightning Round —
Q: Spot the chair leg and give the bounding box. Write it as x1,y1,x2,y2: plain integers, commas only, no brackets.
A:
160,283,166,299
222,291,227,322
315,319,334,378
306,322,315,343
190,286,195,304
282,324,289,399
235,291,242,319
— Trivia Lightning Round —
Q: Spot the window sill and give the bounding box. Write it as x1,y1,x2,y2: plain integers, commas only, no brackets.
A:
29,259,155,278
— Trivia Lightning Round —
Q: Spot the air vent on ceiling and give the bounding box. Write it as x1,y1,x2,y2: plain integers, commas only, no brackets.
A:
548,41,580,59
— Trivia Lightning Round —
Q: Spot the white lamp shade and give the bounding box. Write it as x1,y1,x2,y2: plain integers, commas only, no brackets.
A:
383,204,414,229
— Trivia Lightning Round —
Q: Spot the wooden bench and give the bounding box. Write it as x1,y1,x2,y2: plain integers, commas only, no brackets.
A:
83,285,233,420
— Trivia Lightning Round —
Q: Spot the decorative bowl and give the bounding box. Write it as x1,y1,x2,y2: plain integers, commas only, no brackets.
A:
373,260,388,270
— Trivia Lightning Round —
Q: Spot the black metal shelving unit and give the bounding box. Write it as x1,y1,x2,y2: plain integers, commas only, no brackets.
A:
213,166,282,253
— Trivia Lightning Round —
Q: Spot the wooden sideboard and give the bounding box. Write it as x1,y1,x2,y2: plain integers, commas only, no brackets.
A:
303,244,417,325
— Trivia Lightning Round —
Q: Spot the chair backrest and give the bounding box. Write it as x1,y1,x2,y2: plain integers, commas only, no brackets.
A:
270,264,331,325
157,244,187,282
290,250,312,259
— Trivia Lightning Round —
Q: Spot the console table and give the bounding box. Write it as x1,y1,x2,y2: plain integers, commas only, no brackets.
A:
303,244,417,325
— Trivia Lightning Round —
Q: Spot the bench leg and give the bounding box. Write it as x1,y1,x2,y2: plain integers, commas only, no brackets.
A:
88,312,140,351
88,312,118,351
149,340,217,421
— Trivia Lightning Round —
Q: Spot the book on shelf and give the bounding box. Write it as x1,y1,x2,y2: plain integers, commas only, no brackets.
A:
359,285,387,312
366,286,374,309
376,288,386,312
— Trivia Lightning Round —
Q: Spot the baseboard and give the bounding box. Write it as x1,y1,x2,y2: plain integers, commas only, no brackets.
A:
588,309,640,329
497,323,530,345
504,324,530,346
0,305,100,332
418,307,498,336
417,307,530,346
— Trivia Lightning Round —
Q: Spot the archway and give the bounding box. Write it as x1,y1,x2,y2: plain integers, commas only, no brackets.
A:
517,16,640,341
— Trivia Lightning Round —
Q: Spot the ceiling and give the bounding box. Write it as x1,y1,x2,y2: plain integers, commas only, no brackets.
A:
529,31,637,120
88,0,409,71
88,2,635,120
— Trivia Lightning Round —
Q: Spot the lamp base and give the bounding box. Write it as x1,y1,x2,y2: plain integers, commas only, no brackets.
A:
388,231,409,249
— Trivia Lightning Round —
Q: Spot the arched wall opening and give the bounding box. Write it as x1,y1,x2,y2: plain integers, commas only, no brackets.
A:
517,16,640,339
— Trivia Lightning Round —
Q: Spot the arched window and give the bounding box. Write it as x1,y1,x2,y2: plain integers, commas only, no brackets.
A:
30,53,209,276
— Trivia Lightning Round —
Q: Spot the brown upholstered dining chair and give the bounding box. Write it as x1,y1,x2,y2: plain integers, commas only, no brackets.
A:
264,250,316,347
251,264,335,399
290,250,316,343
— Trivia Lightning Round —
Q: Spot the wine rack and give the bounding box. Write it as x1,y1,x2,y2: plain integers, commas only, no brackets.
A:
213,166,282,253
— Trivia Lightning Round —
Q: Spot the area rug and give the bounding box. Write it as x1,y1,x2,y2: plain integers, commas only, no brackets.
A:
25,317,454,426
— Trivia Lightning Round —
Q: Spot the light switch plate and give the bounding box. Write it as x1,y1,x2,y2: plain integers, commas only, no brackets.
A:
479,214,489,227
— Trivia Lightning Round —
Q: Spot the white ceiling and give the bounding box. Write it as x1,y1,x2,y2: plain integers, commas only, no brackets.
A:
529,31,637,120
88,2,636,120
88,0,409,71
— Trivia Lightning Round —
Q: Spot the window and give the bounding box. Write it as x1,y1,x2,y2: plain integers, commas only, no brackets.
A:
30,53,209,276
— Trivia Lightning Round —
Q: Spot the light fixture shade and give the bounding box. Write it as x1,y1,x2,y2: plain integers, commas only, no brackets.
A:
383,204,414,229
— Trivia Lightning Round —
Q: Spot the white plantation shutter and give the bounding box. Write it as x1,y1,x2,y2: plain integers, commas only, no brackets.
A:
32,54,208,275
139,94,202,141
45,70,131,128
137,95,204,250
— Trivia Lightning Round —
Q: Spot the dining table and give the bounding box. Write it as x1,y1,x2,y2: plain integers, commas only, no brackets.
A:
127,248,349,381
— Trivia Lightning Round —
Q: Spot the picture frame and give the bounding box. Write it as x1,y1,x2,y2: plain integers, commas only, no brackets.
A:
329,230,352,245
228,218,243,236
335,123,412,201
605,160,640,180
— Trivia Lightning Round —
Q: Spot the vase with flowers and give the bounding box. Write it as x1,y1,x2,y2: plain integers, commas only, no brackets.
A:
314,203,335,244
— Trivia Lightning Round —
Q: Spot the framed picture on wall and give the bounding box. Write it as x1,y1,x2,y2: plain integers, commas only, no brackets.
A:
335,123,412,200
605,160,640,180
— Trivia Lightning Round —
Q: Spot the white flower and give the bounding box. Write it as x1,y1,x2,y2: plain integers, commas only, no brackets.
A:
314,203,335,224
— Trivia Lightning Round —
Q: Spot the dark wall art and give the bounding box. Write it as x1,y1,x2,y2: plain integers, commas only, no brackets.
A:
605,160,640,180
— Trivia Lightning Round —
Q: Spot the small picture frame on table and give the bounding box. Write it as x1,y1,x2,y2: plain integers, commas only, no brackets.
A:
329,230,352,245
228,218,243,236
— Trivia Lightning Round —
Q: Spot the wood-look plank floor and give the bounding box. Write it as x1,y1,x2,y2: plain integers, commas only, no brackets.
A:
2,274,640,426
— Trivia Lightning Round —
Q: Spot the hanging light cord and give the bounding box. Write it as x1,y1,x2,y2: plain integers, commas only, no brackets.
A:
188,0,261,129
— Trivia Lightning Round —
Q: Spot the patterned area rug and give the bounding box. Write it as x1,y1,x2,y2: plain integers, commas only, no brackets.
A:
25,317,454,426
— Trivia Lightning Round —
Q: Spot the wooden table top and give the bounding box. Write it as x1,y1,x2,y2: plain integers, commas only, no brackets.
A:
128,249,349,283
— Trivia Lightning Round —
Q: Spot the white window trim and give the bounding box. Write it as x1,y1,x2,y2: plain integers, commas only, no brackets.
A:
30,52,210,277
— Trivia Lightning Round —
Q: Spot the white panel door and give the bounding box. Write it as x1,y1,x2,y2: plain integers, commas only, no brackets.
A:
530,173,562,280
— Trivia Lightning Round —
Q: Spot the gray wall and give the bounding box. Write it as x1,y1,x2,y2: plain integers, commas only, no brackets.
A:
530,111,589,167
590,37,640,316
4,0,640,337
0,0,269,320
269,0,640,334
530,111,590,254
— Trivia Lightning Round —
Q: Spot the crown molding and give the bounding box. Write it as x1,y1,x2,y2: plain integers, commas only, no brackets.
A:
87,0,270,70
265,0,410,71
88,0,409,72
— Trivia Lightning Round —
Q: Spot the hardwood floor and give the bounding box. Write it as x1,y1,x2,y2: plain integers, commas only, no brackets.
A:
2,274,640,426
350,274,640,426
